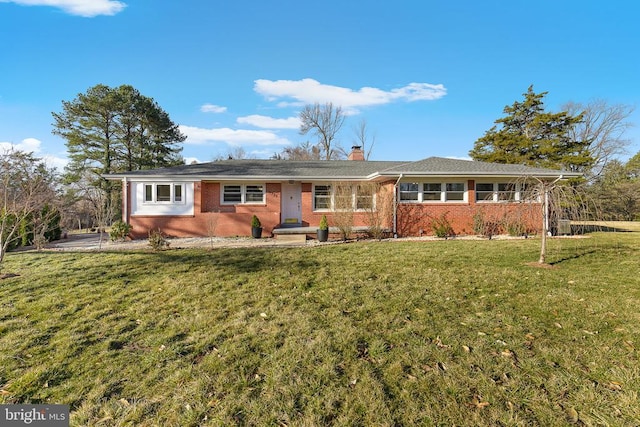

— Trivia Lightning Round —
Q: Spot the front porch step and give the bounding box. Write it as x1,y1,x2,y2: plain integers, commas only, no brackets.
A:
275,233,307,243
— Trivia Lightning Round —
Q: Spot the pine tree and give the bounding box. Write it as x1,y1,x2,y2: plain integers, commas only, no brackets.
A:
470,86,593,174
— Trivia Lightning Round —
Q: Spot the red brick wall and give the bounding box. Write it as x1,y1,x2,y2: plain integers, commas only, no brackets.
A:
126,179,542,238
301,181,395,230
395,203,542,236
129,182,282,238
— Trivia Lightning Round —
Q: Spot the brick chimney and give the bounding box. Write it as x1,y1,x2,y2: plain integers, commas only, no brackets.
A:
348,145,365,161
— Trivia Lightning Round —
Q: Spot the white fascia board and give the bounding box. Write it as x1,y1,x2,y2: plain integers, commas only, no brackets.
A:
377,171,580,179
108,174,377,182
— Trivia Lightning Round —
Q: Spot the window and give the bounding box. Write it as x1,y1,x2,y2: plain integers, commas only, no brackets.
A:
313,185,331,210
143,183,185,204
356,185,374,210
423,183,442,201
476,183,494,201
245,185,264,202
156,184,171,202
399,182,419,201
398,181,466,203
445,183,465,201
174,184,182,202
144,184,153,202
476,182,532,202
519,183,539,201
497,183,516,201
222,184,265,204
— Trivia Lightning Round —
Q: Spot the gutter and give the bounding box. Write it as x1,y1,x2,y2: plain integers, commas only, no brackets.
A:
122,177,128,224
393,174,403,237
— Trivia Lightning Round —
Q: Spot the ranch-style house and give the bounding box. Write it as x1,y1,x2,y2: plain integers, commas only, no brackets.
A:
105,146,580,240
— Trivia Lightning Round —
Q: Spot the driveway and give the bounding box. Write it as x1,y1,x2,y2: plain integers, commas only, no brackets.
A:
45,232,305,251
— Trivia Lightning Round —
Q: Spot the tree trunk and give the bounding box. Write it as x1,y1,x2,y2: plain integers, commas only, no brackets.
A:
538,185,549,264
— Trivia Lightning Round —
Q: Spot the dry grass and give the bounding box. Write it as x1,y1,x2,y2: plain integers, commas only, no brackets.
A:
0,231,639,426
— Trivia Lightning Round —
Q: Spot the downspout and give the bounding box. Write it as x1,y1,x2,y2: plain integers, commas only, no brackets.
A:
543,175,563,233
393,174,403,237
122,177,128,223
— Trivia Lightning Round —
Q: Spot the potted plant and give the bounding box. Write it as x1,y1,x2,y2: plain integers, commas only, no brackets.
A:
317,215,329,242
251,215,262,238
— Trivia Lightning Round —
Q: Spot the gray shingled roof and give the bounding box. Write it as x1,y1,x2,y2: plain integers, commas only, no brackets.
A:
379,157,579,177
105,157,579,180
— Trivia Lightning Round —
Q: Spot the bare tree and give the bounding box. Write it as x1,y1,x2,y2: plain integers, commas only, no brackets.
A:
206,211,220,249
213,147,253,161
332,183,355,240
276,141,322,160
0,149,60,270
84,186,115,250
299,103,346,160
564,100,635,181
353,119,376,160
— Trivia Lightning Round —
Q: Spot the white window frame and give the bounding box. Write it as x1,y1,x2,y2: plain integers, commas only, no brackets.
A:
313,184,332,211
475,182,533,203
398,181,467,203
312,184,376,211
221,183,266,205
355,184,375,211
142,183,186,204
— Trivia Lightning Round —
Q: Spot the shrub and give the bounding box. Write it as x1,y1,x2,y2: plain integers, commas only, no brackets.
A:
109,220,132,242
506,219,527,237
319,215,328,230
473,211,502,239
148,228,169,251
251,215,261,228
32,233,48,251
431,212,454,238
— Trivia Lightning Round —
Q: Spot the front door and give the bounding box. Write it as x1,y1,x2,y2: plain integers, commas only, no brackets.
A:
281,182,302,224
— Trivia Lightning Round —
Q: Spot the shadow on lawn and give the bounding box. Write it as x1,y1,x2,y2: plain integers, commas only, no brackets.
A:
549,249,598,266
10,245,317,279
571,224,634,234
153,247,318,274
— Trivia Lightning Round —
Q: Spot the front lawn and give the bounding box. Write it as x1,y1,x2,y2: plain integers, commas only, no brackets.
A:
1,233,638,426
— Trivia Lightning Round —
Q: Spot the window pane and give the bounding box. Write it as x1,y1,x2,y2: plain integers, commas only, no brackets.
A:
519,183,538,201
446,183,464,192
223,185,242,203
445,183,464,201
314,185,331,210
423,183,441,201
245,185,264,202
497,183,516,201
156,184,171,202
476,183,494,201
356,185,373,210
144,185,153,202
174,184,182,202
399,183,419,201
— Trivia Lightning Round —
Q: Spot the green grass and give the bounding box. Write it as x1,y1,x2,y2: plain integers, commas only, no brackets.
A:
1,233,639,426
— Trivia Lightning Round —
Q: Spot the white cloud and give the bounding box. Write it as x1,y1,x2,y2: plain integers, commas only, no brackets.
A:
0,0,126,17
179,125,291,147
0,138,68,170
184,157,201,165
254,78,447,111
42,154,69,171
200,103,227,114
236,115,300,129
0,137,42,153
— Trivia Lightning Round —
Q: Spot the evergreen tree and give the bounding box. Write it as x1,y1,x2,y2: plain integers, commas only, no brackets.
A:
52,84,186,222
470,86,593,174
53,84,185,182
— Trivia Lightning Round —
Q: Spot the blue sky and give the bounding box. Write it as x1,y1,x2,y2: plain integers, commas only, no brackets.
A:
1,0,639,169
